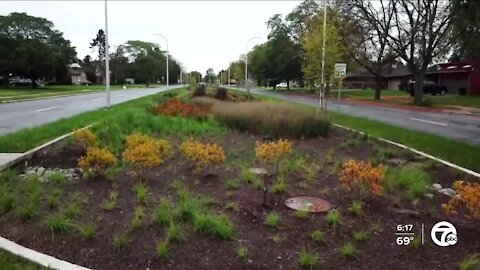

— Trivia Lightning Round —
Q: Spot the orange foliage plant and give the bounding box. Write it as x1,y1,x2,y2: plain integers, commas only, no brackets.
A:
442,180,480,220
339,160,385,198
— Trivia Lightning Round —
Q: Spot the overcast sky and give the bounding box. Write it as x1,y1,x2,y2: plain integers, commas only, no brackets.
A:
0,1,301,74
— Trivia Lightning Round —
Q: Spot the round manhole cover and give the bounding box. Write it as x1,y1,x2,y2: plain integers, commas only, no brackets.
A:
285,197,333,213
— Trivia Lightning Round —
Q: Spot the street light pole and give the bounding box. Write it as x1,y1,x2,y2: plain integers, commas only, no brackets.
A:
104,0,111,108
245,36,261,97
228,63,230,86
153,33,169,86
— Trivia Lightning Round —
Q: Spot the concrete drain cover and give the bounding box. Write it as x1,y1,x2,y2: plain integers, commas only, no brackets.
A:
285,197,333,213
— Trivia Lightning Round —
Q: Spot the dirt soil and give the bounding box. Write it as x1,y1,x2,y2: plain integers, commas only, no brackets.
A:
0,129,478,270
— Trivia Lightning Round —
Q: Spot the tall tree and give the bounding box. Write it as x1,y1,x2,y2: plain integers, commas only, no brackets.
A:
0,12,76,87
204,68,216,84
125,40,165,86
450,0,480,61
90,29,106,62
302,9,343,89
387,0,452,105
341,0,397,100
109,45,129,84
286,0,320,43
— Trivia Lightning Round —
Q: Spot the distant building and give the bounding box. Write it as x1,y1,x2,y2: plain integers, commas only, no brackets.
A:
69,63,91,85
344,60,480,95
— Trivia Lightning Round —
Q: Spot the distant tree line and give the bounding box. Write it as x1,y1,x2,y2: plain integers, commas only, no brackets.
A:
229,0,479,105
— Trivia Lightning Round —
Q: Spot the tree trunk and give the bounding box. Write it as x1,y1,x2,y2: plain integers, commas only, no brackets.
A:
30,75,38,89
287,81,290,91
414,72,424,106
374,76,382,100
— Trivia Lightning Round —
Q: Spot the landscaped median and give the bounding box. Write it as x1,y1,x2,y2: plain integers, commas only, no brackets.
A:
0,85,478,269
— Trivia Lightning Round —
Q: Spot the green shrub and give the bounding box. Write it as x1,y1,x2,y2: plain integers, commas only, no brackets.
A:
153,198,173,226
212,102,330,138
113,232,129,251
271,180,287,194
348,200,363,217
133,182,149,205
326,210,342,229
156,239,169,258
215,87,228,100
299,248,318,268
385,167,430,201
103,191,119,211
266,212,280,228
48,171,67,185
193,213,233,240
353,230,368,243
166,223,183,242
0,191,15,214
310,230,325,245
237,245,248,261
295,210,309,219
459,254,480,270
225,180,239,190
47,213,74,233
340,242,357,260
76,223,96,239
193,84,206,97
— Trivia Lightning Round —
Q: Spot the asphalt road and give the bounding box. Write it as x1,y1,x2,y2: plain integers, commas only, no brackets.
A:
0,85,181,136
235,87,480,146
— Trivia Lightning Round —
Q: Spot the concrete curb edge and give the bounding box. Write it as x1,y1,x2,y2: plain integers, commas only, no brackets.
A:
0,124,93,171
333,123,480,178
0,236,91,270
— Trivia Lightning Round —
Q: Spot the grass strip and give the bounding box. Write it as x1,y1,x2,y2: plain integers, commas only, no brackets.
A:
0,88,187,153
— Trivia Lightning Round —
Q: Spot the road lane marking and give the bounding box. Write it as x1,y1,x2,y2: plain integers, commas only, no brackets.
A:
35,106,57,113
92,98,103,101
410,118,448,126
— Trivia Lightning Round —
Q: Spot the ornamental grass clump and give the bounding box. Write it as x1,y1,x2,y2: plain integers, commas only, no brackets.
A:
339,159,385,198
255,139,293,175
443,180,480,220
180,139,225,173
122,133,173,180
78,146,117,176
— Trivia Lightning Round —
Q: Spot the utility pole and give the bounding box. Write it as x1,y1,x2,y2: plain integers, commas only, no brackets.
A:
228,63,230,86
104,0,111,108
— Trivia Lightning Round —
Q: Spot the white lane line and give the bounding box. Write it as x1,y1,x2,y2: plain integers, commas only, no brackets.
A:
410,117,448,126
92,98,103,102
35,106,57,113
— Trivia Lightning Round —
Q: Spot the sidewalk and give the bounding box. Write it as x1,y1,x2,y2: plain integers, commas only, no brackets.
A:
0,153,24,170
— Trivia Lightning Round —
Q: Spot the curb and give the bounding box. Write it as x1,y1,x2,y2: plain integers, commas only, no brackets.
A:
0,125,93,171
0,237,91,270
333,123,480,178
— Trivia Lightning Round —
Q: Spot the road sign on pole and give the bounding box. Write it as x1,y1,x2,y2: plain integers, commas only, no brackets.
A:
335,63,347,112
335,63,347,78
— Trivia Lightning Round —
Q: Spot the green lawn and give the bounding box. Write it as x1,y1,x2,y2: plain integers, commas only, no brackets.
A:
426,95,480,109
0,88,188,153
0,249,47,270
0,84,162,102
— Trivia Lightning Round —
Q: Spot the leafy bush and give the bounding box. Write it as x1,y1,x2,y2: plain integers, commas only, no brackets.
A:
150,98,211,119
384,166,430,201
299,248,318,268
215,87,228,100
255,139,293,175
180,139,226,172
310,230,325,245
78,146,117,176
266,212,280,228
193,83,206,97
340,160,385,198
326,210,342,229
443,180,480,220
73,128,97,148
211,102,330,138
122,133,172,180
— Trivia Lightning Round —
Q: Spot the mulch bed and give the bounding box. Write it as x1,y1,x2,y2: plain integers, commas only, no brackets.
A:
0,129,478,270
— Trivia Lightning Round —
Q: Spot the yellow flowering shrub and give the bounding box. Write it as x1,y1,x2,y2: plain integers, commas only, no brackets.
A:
78,146,117,175
122,133,173,179
73,128,97,148
442,180,480,220
339,159,385,198
180,139,225,172
255,139,293,175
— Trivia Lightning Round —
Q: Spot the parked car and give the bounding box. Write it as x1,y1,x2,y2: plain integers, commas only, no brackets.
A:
407,80,447,96
276,82,287,88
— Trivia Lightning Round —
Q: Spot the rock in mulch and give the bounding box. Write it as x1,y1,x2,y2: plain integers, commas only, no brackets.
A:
424,193,434,199
21,167,83,182
438,188,457,197
387,158,408,166
249,168,268,175
431,183,442,191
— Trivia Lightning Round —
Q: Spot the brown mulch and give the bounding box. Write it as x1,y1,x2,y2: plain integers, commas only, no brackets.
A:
0,129,478,270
